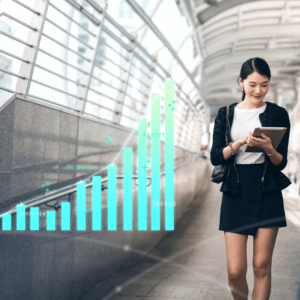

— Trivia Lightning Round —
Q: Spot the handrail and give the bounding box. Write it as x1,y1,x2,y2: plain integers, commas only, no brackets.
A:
0,151,206,218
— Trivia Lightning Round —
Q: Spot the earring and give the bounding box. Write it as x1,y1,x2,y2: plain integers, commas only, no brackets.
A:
241,88,244,91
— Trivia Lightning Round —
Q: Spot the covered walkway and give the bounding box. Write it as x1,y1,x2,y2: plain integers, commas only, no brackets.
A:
1,1,300,299
80,169,300,300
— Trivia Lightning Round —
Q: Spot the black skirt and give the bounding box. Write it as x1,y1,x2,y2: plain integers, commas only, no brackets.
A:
219,163,287,237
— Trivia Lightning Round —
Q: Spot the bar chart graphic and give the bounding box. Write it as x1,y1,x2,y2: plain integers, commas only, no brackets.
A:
1,79,175,231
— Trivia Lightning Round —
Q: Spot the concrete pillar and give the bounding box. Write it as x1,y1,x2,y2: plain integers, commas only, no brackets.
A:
293,77,300,108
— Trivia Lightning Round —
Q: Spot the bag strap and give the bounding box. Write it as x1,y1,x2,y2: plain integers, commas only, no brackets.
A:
225,105,229,146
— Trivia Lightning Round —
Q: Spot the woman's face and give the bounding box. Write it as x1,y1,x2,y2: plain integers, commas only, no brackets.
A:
239,71,270,102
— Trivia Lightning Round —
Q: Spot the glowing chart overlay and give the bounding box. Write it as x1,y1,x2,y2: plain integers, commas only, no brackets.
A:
0,79,175,232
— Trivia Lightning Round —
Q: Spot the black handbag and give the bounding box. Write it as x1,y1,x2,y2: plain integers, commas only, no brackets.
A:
211,105,232,184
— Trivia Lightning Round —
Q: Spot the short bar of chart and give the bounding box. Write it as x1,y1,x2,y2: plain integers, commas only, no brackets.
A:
123,148,133,230
108,164,117,230
151,93,160,230
30,207,39,230
92,176,101,230
138,117,147,230
77,182,86,230
47,211,55,230
17,204,25,230
3,214,11,230
61,202,70,231
165,79,175,230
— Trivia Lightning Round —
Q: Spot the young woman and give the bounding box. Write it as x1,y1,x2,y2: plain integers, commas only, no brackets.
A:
210,57,291,300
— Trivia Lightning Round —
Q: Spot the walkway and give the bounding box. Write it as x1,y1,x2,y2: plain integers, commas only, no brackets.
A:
80,173,300,300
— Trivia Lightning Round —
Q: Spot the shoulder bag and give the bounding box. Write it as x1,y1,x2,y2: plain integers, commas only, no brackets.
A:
211,105,232,184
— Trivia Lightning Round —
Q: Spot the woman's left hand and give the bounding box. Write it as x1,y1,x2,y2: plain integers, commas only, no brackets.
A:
247,132,274,152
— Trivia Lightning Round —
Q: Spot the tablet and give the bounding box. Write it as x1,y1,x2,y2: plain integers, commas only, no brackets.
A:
245,127,287,152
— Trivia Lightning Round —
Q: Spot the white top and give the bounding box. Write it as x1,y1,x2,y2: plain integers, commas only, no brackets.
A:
230,103,267,164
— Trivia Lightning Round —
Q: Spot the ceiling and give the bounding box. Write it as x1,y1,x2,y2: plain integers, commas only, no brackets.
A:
183,0,300,119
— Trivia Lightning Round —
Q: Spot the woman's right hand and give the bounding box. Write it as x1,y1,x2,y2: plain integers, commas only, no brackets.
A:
238,136,248,146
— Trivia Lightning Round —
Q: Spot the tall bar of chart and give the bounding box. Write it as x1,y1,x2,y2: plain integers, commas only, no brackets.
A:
92,176,101,230
151,93,160,230
108,164,117,230
77,182,86,230
138,117,147,230
165,79,174,230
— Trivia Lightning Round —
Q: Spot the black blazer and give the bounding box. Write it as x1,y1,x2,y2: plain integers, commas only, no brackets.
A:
210,101,292,194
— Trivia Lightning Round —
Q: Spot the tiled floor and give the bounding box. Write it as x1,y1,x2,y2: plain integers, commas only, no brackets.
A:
79,178,300,300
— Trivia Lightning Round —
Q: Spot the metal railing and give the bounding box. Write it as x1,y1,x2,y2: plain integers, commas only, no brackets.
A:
0,151,207,218
0,0,206,152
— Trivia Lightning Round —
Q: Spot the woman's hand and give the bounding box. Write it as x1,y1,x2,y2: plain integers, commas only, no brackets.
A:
247,131,274,152
239,136,248,146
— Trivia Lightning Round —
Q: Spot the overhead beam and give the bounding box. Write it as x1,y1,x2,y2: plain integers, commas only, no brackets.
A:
197,0,299,25
203,65,300,84
203,24,300,54
202,48,300,74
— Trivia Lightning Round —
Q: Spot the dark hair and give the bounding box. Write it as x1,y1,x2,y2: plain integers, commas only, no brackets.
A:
238,57,271,101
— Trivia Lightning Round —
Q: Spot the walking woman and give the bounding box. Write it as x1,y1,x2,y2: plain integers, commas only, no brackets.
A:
210,57,291,300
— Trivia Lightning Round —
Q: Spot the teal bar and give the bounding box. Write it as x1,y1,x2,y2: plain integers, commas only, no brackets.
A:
61,202,70,230
92,176,101,230
30,207,39,230
108,164,117,230
77,182,86,230
138,117,147,230
17,204,25,230
165,79,174,230
151,93,160,230
123,148,132,230
47,211,55,230
2,214,11,230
